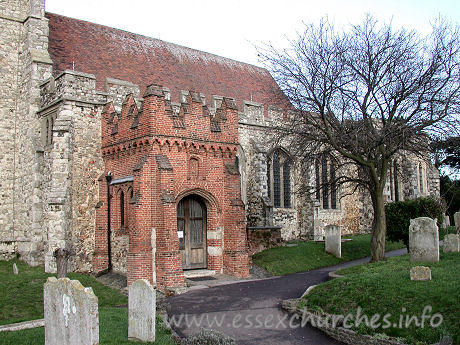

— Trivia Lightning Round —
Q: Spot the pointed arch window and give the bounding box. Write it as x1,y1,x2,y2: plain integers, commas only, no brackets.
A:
315,154,338,209
386,160,399,202
417,161,427,196
419,163,424,195
267,149,292,208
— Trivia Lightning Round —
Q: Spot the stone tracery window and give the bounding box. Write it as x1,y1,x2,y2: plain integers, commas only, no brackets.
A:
315,154,338,209
386,160,399,202
267,149,292,208
417,161,427,196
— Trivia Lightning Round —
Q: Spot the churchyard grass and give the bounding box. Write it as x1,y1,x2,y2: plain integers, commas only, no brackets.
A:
252,234,405,276
0,260,175,344
299,252,460,344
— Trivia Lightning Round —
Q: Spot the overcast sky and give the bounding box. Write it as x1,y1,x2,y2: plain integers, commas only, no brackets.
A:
45,0,459,66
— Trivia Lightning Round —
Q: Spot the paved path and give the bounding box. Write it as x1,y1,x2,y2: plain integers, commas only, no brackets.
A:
167,248,407,345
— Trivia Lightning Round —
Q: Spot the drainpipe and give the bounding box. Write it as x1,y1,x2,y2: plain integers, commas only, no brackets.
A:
105,172,113,270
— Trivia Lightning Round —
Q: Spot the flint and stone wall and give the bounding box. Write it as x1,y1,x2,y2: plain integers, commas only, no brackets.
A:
39,72,134,273
238,102,373,240
0,0,53,264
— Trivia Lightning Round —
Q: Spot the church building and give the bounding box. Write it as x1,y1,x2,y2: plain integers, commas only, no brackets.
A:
0,0,439,291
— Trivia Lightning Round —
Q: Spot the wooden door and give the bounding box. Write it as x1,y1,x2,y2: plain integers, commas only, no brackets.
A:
177,196,207,269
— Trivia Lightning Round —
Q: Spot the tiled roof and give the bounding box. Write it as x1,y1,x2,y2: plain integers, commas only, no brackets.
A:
46,12,290,111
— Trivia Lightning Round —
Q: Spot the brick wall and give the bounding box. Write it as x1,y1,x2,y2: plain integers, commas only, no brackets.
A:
95,85,250,290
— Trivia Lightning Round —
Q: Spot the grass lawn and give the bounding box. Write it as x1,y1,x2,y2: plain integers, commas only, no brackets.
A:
252,234,405,276
299,252,460,345
0,259,175,344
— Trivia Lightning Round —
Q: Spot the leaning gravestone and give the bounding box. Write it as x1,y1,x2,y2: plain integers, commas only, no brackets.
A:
409,217,439,262
129,279,156,342
455,211,460,234
443,234,460,253
44,277,99,345
325,225,341,258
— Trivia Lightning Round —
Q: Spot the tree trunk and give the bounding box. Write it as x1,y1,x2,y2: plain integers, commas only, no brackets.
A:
370,188,387,262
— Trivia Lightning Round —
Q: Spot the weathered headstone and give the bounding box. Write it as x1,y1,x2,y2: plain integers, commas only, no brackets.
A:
409,217,439,262
44,277,99,345
442,214,450,229
129,279,156,342
443,234,460,253
325,225,341,258
12,263,18,275
54,248,70,279
410,266,432,281
455,211,460,234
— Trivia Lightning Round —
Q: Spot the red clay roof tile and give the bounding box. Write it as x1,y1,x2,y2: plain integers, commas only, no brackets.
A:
46,12,290,111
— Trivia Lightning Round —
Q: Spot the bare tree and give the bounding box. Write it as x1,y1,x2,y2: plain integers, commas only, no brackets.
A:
258,16,460,261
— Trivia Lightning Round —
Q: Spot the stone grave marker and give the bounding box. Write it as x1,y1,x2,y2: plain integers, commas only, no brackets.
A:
410,266,432,281
443,234,460,253
442,214,450,229
325,225,341,258
12,263,18,275
409,217,439,262
129,279,156,342
44,277,99,345
455,211,460,234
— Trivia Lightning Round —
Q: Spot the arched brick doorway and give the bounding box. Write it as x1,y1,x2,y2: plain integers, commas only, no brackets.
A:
177,195,207,269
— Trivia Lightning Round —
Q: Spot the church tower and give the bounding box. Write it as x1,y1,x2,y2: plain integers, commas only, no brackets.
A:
0,0,53,264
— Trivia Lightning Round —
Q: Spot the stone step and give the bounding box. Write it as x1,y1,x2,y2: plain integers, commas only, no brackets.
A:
183,269,216,279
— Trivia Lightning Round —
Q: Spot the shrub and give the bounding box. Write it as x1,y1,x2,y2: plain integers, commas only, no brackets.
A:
385,197,444,250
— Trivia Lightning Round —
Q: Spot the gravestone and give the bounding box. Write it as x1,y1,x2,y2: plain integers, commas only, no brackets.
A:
442,214,450,229
12,263,18,275
325,225,341,258
410,266,432,281
443,234,460,253
54,248,70,279
129,279,156,342
455,211,460,234
44,277,99,345
409,217,439,262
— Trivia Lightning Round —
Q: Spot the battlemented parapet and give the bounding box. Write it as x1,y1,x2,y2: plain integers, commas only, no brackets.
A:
37,71,142,273
96,83,250,290
101,84,240,150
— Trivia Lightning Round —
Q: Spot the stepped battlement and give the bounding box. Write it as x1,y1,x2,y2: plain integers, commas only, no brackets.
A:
101,83,240,151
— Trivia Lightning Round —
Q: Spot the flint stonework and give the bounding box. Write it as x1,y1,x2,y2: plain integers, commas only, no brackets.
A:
128,279,156,342
409,217,439,262
443,234,460,253
325,225,341,258
410,266,432,281
44,277,99,345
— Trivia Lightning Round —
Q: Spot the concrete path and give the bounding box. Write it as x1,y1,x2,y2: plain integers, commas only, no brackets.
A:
167,248,407,345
